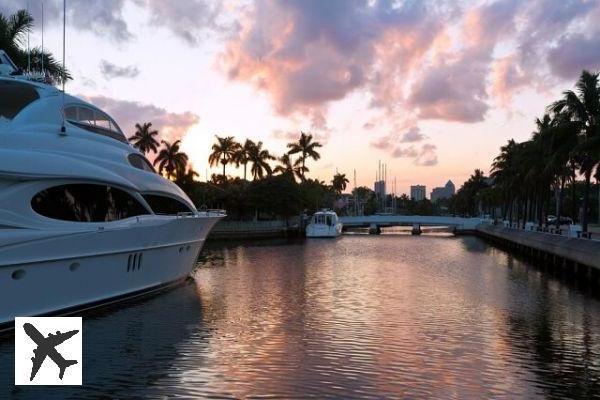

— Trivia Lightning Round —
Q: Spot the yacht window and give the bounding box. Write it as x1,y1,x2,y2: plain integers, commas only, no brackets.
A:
0,80,39,121
31,184,148,222
143,194,193,215
128,154,156,173
64,105,127,143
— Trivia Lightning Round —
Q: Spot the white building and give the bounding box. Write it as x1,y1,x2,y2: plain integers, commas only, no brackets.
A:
410,185,426,201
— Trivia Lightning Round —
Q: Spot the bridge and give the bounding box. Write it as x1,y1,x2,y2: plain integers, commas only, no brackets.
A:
340,215,489,235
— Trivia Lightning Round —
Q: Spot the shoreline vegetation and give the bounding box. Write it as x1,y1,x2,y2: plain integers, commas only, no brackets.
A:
4,9,599,235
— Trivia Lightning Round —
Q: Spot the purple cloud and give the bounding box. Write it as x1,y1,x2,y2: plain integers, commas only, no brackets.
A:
100,60,140,79
81,95,199,143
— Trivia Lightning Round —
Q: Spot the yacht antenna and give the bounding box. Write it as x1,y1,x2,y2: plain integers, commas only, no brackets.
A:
41,1,44,75
27,2,31,72
60,0,66,134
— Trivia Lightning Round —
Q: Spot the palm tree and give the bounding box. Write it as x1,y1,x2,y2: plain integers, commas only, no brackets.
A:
550,70,600,233
154,140,188,179
175,165,199,192
332,173,349,194
273,153,302,181
128,122,160,155
208,136,240,181
287,132,322,181
0,9,70,83
247,141,275,180
234,139,255,180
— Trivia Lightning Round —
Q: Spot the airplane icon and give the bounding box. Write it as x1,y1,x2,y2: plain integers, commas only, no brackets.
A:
23,322,79,381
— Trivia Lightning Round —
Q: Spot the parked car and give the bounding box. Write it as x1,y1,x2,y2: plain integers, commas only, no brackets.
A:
546,215,573,225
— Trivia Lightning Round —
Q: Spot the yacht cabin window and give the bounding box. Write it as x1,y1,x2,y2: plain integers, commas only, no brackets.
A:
0,80,40,121
31,184,149,222
64,105,127,143
142,194,194,215
128,154,156,173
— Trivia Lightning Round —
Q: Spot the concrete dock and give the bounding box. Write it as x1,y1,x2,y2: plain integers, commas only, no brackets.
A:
476,224,600,271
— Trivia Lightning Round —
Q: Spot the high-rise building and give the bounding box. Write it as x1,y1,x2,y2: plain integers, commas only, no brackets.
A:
410,185,426,201
374,180,386,199
430,180,455,202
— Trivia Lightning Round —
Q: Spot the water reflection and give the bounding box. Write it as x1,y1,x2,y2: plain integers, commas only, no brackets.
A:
2,235,600,398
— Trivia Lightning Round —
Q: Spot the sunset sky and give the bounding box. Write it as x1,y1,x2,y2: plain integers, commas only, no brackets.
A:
3,0,600,195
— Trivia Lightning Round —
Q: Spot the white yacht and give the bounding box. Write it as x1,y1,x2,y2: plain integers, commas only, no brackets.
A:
0,54,224,330
306,210,343,238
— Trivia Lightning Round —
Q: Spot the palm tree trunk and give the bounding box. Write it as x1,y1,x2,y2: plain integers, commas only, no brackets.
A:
302,156,306,181
557,177,565,228
582,170,592,233
222,162,226,181
571,170,577,222
244,163,247,181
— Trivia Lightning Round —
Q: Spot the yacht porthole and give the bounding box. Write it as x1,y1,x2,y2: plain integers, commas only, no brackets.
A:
69,262,80,272
11,269,26,280
186,245,191,251
179,247,184,253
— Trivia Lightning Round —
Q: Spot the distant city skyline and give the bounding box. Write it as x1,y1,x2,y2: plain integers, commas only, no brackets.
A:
3,0,600,194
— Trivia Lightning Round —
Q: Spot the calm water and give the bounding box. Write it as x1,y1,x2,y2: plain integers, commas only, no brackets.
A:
2,234,600,399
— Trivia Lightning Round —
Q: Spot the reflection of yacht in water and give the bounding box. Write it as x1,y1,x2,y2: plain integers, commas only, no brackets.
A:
0,53,224,330
306,210,343,238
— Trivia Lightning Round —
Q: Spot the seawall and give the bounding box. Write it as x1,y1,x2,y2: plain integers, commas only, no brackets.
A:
476,224,600,271
208,220,302,241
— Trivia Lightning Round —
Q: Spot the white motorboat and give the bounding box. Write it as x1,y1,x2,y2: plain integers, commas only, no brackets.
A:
0,53,224,330
306,210,343,238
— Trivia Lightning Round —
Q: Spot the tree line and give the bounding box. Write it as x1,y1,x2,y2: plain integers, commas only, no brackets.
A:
451,70,600,233
129,125,350,219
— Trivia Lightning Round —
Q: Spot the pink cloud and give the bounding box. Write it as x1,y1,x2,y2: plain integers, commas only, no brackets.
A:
81,95,200,143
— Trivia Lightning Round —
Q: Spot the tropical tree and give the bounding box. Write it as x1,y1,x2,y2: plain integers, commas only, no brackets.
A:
154,140,188,179
128,122,160,154
274,153,304,181
332,173,349,194
175,165,199,193
550,70,600,233
247,141,275,180
234,139,255,181
208,136,240,181
287,132,322,181
0,9,70,83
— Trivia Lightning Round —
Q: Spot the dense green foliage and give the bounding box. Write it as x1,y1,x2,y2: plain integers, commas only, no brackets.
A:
0,9,70,83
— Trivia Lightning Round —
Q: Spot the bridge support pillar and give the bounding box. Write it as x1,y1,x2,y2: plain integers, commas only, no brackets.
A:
411,223,422,235
368,223,381,235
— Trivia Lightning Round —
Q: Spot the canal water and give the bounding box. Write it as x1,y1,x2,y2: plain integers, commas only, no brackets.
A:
2,234,600,399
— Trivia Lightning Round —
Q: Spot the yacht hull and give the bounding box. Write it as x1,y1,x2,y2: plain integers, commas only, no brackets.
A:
0,215,221,330
306,223,343,238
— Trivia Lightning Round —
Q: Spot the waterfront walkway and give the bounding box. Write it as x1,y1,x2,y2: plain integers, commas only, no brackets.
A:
476,224,600,271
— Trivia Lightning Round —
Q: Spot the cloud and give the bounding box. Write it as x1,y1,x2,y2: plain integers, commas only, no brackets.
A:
372,126,437,166
370,126,426,152
272,128,331,144
392,146,418,158
415,143,438,166
80,95,199,143
547,32,600,80
1,0,230,44
0,0,132,41
390,143,438,166
218,0,600,128
400,127,426,143
363,122,375,130
100,60,140,79
135,0,227,46
218,0,451,122
272,129,300,142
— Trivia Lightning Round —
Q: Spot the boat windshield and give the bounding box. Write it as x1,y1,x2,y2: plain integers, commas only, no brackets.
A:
313,214,334,226
0,80,40,122
64,104,126,143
